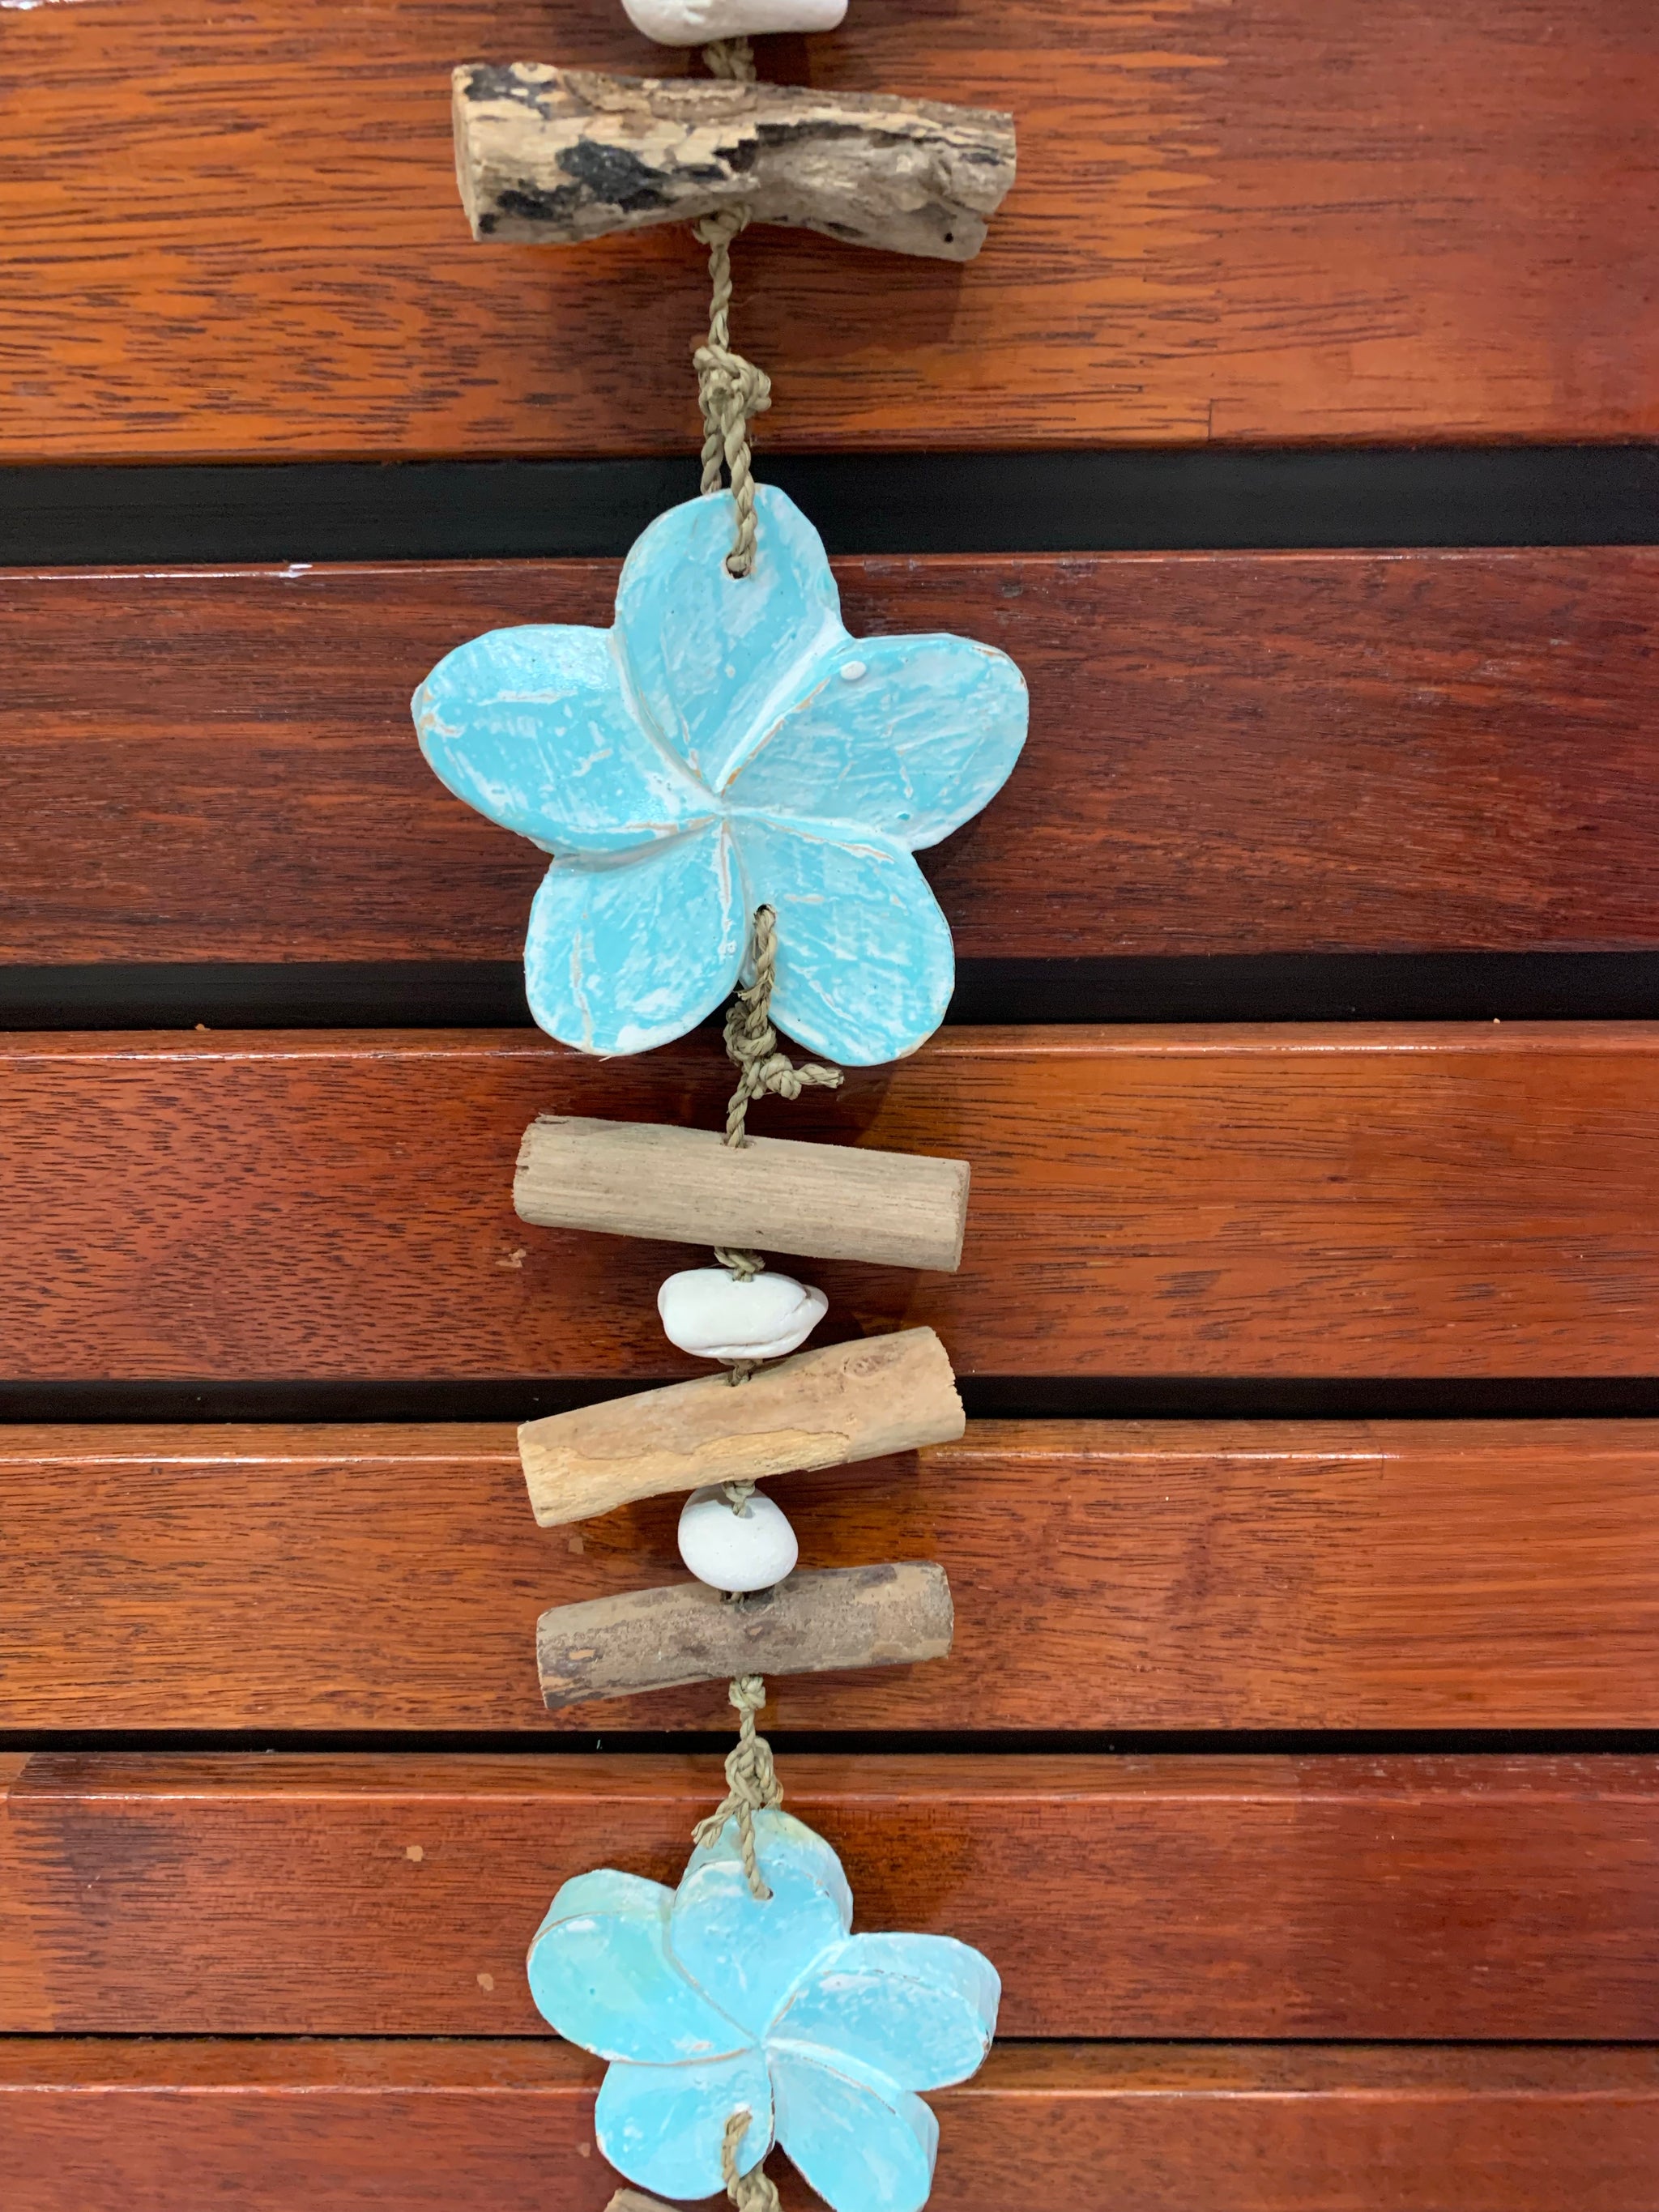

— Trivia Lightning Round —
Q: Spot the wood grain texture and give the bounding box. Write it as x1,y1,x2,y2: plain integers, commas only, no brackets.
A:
6,551,1659,964
8,1025,1659,1380
5,2041,1658,2212
519,1330,963,1525
454,66,1017,259
4,1753,1656,2037
7,1420,1659,1732
3,0,1653,456
0,1760,51,2031
514,1116,970,1271
536,1563,954,1707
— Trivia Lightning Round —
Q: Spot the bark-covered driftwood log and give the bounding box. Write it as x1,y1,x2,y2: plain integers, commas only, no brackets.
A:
453,64,1017,261
538,1562,954,1707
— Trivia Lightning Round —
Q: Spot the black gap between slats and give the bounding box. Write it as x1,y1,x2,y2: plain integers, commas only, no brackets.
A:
4,1379,1659,1422
4,953,1659,1030
3,1728,1657,1758
2,446,1656,565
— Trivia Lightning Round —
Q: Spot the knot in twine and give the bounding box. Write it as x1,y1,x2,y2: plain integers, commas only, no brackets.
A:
717,906,842,1289
693,207,772,579
722,2107,782,2212
693,1674,783,1901
702,33,757,83
723,907,842,1149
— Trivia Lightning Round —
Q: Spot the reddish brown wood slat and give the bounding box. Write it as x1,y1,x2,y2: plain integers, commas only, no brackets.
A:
6,1025,1659,1379
3,1,1654,458
6,551,1659,963
0,1759,51,2032
6,1420,1659,1733
6,2040,1658,2212
3,1753,1656,2039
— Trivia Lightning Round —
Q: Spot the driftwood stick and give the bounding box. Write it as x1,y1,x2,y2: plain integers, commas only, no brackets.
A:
519,1327,964,1527
453,64,1017,262
606,2193,680,2212
514,1115,970,1273
539,1563,954,1707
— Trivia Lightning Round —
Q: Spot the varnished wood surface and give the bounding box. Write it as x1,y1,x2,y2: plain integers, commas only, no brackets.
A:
6,1421,1659,1732
6,2042,1658,2212
4,1753,1655,2038
0,1758,49,2031
4,1,1654,457
7,550,1659,962
8,1025,1659,1379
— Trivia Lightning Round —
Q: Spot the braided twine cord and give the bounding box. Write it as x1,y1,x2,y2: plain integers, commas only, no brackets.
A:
693,36,770,577
702,32,757,80
693,1674,784,1901
722,2105,783,2212
722,909,843,1140
714,905,842,1283
693,208,770,578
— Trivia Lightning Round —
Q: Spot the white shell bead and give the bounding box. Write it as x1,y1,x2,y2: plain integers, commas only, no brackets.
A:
678,1485,800,1593
621,0,847,45
658,1268,828,1362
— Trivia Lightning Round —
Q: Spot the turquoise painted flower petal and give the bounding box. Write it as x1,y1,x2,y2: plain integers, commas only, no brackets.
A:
616,486,847,792
415,625,707,853
731,815,954,1064
771,1932,1000,2092
597,2047,773,2201
771,2046,939,2212
669,1809,852,2040
727,630,1028,850
526,1869,748,2065
524,821,742,1055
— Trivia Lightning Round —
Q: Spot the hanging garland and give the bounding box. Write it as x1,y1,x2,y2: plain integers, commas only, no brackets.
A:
417,18,1023,2212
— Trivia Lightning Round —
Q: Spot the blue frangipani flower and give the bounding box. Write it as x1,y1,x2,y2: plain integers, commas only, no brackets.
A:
414,485,1027,1066
527,1808,1000,2212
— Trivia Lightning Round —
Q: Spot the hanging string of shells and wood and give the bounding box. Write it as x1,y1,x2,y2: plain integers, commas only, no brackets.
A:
414,13,1023,2211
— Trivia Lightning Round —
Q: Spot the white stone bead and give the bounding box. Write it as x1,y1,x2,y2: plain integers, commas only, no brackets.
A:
621,0,847,48
657,1268,828,1363
678,1485,800,1593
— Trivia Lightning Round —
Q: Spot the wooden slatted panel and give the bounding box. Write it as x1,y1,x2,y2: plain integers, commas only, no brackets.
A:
6,550,1659,963
3,1,1654,458
6,1025,1659,1379
6,2040,1658,2212
3,1753,1656,2038
6,1421,1659,1732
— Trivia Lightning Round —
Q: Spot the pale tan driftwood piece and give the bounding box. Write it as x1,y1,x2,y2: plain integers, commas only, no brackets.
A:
453,64,1017,262
514,1115,970,1273
539,1564,954,1707
607,2194,678,2212
519,1327,964,1526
